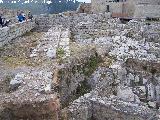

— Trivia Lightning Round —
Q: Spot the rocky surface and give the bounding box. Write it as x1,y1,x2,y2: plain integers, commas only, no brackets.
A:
0,12,160,120
65,16,160,120
0,23,100,119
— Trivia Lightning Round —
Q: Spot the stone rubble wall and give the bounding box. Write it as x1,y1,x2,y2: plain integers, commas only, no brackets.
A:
65,17,160,119
67,59,160,120
35,13,112,42
125,58,160,74
91,97,155,120
35,13,111,32
72,19,118,43
68,93,156,120
0,21,35,47
0,25,69,119
0,68,60,119
37,14,157,43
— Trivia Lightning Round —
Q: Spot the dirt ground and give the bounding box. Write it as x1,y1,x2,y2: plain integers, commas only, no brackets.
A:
0,31,44,92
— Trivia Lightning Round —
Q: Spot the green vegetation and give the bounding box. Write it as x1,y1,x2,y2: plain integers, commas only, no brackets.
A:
22,31,33,37
99,57,114,68
61,78,92,108
2,56,33,68
126,31,134,38
60,55,100,108
0,75,13,93
1,0,80,14
75,80,91,98
0,47,5,51
4,75,12,82
83,56,100,77
56,48,65,65
57,48,65,58
150,68,157,75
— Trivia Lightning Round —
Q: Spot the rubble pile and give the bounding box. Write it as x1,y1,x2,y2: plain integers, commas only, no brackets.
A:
66,18,160,119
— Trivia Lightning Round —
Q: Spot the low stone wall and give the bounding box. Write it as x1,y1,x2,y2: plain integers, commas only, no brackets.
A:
0,21,35,47
91,97,155,120
71,19,118,42
35,13,112,43
68,95,156,120
35,13,111,32
125,58,160,74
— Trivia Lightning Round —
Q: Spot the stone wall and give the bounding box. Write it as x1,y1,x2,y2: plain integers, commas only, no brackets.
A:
136,0,160,5
91,0,106,13
91,0,135,16
68,94,156,120
77,3,92,14
91,0,160,18
0,21,35,47
134,5,160,18
109,2,124,13
35,13,111,32
91,97,155,120
125,58,160,74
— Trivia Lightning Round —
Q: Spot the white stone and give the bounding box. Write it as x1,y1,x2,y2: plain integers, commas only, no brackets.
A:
10,79,22,86
30,53,37,58
135,76,140,83
117,87,140,103
128,73,134,81
46,48,56,58
148,101,156,108
44,84,51,93
10,73,24,87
